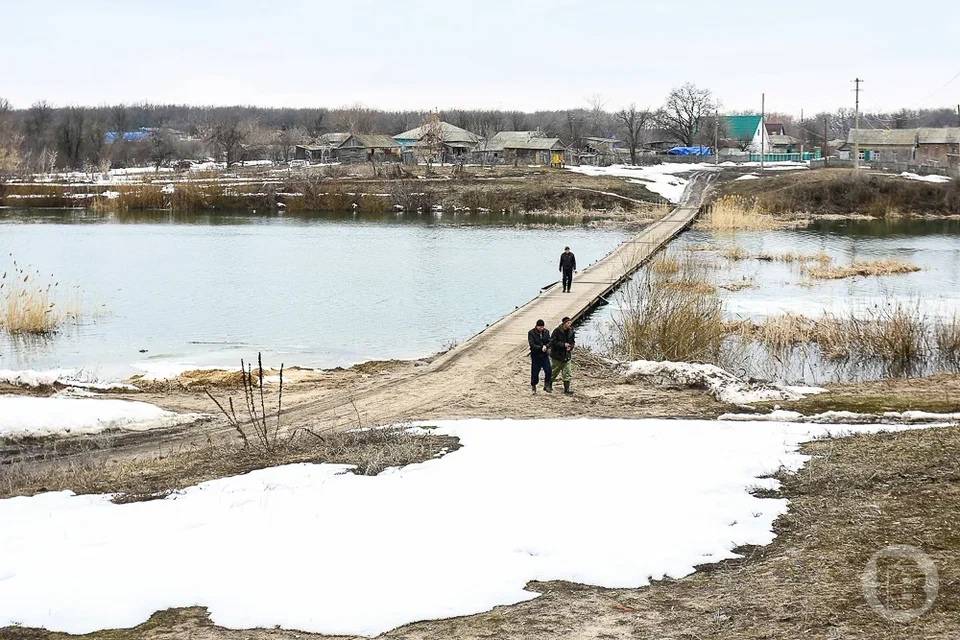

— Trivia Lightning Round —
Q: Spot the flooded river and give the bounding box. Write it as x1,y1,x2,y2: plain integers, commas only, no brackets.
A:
0,209,625,378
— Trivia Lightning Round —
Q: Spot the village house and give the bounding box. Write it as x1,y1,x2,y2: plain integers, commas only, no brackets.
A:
577,136,626,166
393,121,481,164
335,134,401,163
294,133,401,163
842,128,960,169
475,131,567,167
294,132,350,162
718,115,771,155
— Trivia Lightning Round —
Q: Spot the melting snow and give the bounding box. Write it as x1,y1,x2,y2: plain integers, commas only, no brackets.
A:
0,396,202,438
620,359,825,405
899,171,952,184
0,417,913,636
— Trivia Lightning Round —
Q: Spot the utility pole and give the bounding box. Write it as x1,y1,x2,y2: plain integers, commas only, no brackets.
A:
714,109,719,165
823,117,829,162
760,92,765,172
956,103,960,126
852,77,863,171
799,108,804,161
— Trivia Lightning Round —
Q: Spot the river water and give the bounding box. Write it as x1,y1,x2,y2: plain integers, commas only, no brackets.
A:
0,209,626,378
580,217,960,383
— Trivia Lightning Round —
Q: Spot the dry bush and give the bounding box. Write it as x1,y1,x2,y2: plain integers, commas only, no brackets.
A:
935,314,960,366
91,187,165,212
607,254,726,362
805,259,920,280
722,245,749,260
0,262,78,334
700,195,783,231
649,255,680,275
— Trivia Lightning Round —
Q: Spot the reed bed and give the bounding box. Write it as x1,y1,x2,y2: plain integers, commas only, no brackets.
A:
0,263,77,334
805,259,920,280
700,195,784,231
606,254,726,363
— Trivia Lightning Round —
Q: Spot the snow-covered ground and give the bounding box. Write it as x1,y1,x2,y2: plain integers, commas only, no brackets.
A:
567,163,716,202
567,161,808,203
0,396,202,438
0,368,135,391
620,359,825,404
899,171,952,184
0,417,922,636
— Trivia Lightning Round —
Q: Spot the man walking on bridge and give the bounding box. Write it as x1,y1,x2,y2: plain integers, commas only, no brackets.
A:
550,316,576,395
527,319,552,394
559,246,577,293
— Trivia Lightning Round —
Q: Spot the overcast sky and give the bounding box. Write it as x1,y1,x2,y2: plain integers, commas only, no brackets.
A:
2,0,958,115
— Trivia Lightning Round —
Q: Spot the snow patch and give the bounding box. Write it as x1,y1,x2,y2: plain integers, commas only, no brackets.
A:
0,369,135,392
0,396,203,438
899,171,952,184
621,359,826,405
721,409,960,424
0,417,914,635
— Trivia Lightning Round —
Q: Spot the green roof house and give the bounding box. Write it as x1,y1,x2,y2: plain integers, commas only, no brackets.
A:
721,115,769,152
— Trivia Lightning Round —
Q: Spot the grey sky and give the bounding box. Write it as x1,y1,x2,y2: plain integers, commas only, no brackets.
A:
2,0,959,115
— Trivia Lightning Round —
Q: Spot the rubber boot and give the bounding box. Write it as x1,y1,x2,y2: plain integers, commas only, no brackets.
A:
563,381,573,395
544,382,553,393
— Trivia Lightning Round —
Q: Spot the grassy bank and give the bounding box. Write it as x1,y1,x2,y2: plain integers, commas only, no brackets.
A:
0,165,664,220
719,168,960,217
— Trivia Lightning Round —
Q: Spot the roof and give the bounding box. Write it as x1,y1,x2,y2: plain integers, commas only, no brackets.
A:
393,121,480,144
479,131,566,151
847,127,960,146
582,136,622,144
317,132,350,146
723,115,763,141
768,134,800,146
343,133,400,148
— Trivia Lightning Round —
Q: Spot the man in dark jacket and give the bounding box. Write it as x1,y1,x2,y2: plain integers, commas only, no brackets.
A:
550,316,576,395
527,319,553,394
559,246,577,292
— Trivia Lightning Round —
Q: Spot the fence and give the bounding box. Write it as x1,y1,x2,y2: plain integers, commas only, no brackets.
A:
747,151,821,163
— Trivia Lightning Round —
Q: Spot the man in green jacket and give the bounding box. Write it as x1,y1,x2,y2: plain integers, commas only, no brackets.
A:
550,316,576,395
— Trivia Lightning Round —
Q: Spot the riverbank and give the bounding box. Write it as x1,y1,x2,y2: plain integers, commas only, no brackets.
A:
0,164,668,224
717,168,959,218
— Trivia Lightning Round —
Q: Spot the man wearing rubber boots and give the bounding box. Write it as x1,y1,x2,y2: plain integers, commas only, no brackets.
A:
550,316,576,395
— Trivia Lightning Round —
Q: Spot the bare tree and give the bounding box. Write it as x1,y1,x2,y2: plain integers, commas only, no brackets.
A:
0,98,23,176
658,83,714,146
615,104,652,164
201,116,247,165
419,112,446,172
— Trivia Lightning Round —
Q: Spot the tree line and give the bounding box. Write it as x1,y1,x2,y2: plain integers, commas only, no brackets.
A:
1,85,958,173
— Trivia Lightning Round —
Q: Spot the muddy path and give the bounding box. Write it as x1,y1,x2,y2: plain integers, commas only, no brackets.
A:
3,173,717,466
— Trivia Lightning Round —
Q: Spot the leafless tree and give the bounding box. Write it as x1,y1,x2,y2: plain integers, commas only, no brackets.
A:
420,112,446,171
0,98,23,176
615,104,652,164
658,83,714,146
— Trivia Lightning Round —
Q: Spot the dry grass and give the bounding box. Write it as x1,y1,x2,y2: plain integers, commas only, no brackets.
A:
721,245,749,260
721,167,960,217
0,263,78,334
0,426,458,503
607,253,726,362
935,315,960,366
757,250,833,265
700,195,784,231
805,258,920,280
738,303,945,376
